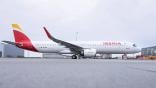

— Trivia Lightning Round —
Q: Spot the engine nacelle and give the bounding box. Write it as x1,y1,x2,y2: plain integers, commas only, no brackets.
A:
82,49,96,58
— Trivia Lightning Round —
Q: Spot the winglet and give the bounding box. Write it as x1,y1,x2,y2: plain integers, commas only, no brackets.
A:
43,27,53,39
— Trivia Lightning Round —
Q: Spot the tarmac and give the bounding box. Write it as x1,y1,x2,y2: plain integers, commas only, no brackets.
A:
0,58,156,88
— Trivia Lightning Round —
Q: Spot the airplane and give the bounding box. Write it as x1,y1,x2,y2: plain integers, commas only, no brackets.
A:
2,24,141,59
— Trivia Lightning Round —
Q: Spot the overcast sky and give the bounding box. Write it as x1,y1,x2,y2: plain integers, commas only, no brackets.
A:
0,0,156,48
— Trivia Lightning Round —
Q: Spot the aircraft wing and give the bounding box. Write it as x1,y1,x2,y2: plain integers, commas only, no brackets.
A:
43,27,83,55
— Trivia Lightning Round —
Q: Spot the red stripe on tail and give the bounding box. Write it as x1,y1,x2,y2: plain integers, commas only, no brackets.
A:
13,29,38,52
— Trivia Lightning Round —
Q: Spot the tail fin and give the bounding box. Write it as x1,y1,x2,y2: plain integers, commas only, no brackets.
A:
12,24,38,52
12,24,31,43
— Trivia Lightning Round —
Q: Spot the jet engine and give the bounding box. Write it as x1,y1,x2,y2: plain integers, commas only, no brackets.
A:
81,49,96,58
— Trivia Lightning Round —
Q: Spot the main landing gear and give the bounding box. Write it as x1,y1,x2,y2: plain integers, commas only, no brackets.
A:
122,54,127,60
72,55,80,59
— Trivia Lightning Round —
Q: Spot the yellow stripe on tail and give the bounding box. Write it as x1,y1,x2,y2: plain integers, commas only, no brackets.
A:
12,24,23,32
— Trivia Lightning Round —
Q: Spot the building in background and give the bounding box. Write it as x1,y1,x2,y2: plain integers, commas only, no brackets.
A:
2,44,24,58
0,51,2,57
141,46,156,60
142,46,156,56
0,44,2,57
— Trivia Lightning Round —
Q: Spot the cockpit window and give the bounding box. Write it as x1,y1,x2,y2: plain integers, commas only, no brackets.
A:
133,44,136,47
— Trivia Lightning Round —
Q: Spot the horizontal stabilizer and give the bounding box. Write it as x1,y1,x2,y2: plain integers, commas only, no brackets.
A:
1,41,16,45
1,41,21,46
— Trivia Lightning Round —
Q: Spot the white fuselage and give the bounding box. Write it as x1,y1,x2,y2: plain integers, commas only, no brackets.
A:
31,41,141,54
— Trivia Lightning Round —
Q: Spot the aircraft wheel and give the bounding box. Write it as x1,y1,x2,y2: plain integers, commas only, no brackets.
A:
72,55,77,59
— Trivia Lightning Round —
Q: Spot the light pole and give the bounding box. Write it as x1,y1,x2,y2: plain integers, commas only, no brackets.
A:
76,32,78,41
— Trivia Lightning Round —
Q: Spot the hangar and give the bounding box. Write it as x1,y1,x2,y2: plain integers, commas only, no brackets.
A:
142,46,156,56
141,46,156,60
0,51,1,57
1,44,24,58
